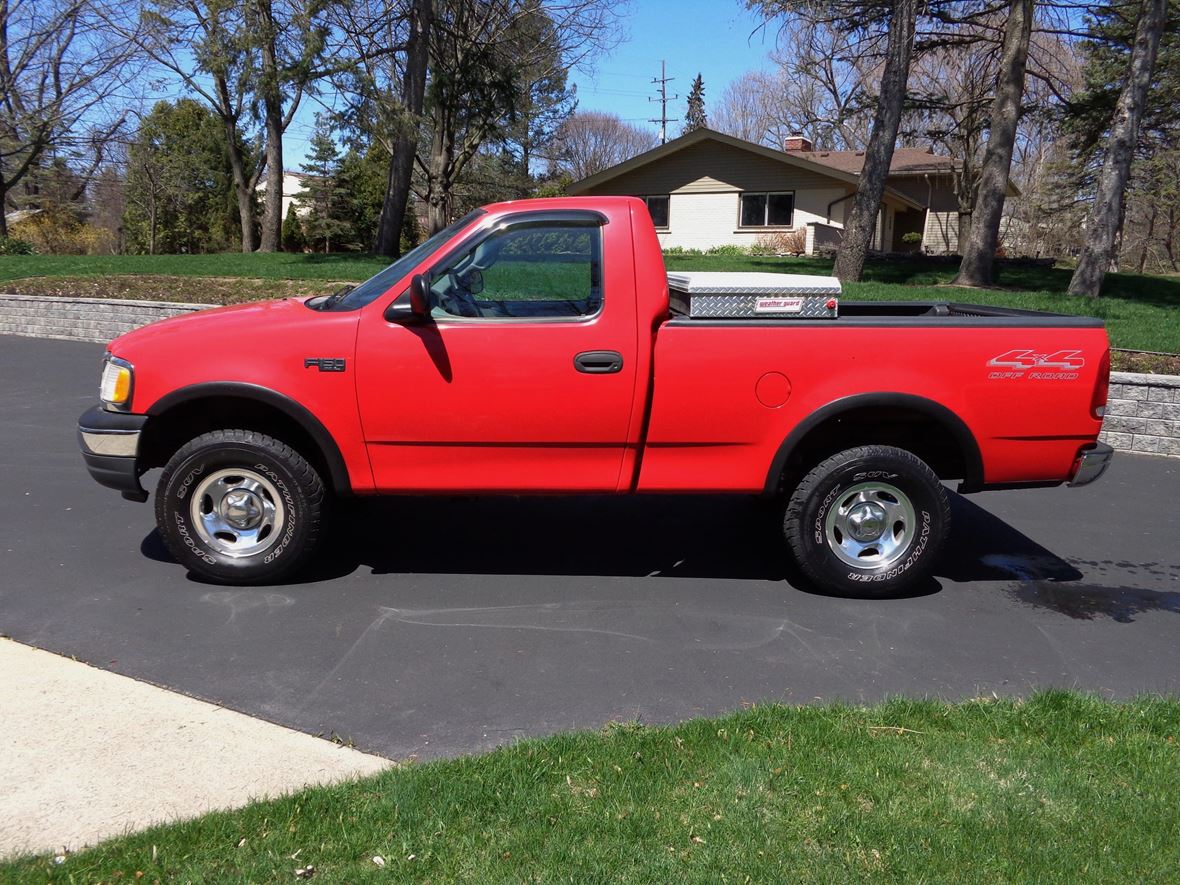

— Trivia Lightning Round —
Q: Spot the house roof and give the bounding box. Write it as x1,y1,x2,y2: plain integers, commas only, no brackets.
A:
568,128,926,211
793,147,957,177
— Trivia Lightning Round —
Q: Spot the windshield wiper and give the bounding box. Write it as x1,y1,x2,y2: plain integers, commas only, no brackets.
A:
320,284,355,309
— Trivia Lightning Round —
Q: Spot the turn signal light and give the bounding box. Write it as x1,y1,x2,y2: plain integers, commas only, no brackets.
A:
100,356,134,408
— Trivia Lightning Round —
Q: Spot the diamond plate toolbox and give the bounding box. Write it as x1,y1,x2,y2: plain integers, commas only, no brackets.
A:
667,271,841,319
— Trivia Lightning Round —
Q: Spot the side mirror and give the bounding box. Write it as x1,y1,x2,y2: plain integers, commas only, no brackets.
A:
385,274,432,323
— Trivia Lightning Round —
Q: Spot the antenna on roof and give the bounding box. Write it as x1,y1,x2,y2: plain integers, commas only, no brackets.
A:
648,60,678,145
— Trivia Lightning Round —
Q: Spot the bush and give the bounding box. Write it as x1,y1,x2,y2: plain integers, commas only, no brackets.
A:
901,231,923,245
0,236,35,255
752,229,806,256
10,213,114,255
704,243,751,256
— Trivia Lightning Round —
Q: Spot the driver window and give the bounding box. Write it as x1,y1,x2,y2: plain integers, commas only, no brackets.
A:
429,222,602,319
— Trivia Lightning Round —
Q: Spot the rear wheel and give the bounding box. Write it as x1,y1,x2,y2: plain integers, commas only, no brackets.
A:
784,445,949,597
155,429,324,584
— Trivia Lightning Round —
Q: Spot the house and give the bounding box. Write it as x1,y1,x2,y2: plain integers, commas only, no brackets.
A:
256,171,314,220
568,128,1003,256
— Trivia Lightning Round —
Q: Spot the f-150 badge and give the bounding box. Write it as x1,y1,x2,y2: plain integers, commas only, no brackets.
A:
304,358,346,372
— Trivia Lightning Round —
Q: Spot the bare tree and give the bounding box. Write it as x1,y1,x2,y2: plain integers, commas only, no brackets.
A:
1069,0,1168,298
713,23,876,151
905,32,999,249
712,71,779,145
954,0,1034,286
0,0,136,237
835,0,918,281
550,111,658,181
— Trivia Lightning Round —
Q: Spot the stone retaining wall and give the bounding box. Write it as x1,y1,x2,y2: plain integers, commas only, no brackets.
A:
2,293,1177,457
1100,371,1180,457
0,293,210,344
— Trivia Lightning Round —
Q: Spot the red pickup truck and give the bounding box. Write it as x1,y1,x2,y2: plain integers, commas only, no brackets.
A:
77,197,1112,596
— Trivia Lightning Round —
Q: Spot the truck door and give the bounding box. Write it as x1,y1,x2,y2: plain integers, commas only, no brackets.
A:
355,211,639,492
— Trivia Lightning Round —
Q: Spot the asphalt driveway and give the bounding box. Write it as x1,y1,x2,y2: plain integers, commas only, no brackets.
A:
2,334,1178,760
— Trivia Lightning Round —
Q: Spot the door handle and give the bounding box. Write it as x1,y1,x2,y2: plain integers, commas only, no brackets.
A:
574,350,624,374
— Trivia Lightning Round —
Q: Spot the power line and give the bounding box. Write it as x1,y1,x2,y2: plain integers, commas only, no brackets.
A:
648,60,677,145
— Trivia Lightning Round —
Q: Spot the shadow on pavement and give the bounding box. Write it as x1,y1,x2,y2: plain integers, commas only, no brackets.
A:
137,489,1180,620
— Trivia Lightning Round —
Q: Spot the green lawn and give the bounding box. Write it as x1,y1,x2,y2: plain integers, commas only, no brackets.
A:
4,693,1178,882
2,251,1178,354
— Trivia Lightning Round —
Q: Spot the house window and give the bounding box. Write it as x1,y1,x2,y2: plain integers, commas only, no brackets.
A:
642,195,670,228
739,192,794,227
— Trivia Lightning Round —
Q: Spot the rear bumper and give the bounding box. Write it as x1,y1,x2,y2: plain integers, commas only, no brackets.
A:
1068,442,1114,487
77,405,149,501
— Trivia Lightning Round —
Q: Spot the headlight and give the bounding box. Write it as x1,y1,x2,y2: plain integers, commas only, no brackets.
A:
100,354,134,410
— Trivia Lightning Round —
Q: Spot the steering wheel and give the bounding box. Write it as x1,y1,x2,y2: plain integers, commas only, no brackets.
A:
438,270,481,317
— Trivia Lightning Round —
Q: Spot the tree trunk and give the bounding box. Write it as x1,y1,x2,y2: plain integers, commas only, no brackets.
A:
426,106,455,235
953,0,1034,287
257,0,283,253
1137,199,1157,273
0,186,7,238
225,119,260,253
375,0,433,257
832,0,917,282
259,116,284,252
149,197,157,255
957,211,971,255
1068,0,1167,298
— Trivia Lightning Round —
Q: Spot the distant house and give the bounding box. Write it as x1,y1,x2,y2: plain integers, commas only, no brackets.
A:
257,171,314,219
569,128,1013,256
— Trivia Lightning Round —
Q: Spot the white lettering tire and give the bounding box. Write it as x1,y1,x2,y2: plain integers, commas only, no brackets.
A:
155,429,324,584
784,445,950,598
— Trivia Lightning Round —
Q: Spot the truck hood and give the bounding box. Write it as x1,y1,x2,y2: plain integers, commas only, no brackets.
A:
110,297,329,352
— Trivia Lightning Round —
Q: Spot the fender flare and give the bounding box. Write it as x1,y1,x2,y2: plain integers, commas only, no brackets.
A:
146,382,352,494
763,392,984,495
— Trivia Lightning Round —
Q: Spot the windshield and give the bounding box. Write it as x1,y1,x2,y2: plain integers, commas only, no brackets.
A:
331,209,486,310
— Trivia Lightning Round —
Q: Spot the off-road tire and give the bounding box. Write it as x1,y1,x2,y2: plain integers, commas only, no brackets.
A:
784,445,950,598
155,429,324,584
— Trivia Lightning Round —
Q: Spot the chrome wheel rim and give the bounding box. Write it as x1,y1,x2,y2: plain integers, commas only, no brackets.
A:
824,481,916,570
190,468,285,558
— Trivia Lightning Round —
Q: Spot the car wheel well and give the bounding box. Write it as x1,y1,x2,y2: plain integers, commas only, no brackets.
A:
139,396,342,494
772,405,976,494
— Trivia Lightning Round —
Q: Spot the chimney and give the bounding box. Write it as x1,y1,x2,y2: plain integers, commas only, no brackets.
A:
784,132,813,152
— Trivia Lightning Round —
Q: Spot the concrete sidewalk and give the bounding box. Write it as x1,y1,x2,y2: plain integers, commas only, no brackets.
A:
0,638,391,860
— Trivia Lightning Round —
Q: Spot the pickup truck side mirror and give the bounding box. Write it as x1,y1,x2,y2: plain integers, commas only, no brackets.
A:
385,274,432,323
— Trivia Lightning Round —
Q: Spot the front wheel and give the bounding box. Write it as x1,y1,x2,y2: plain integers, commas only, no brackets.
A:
784,445,950,598
155,429,324,584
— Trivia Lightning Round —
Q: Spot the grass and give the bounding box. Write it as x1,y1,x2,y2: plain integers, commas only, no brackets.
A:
4,693,1179,883
1,251,1178,356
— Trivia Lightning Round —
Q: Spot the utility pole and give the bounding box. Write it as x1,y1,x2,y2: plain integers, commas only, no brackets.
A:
648,60,677,144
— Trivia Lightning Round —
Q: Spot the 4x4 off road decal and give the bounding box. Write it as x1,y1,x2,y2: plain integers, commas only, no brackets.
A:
987,349,1084,380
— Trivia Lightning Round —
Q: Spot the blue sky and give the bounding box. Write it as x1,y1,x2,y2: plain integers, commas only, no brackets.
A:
283,1,778,166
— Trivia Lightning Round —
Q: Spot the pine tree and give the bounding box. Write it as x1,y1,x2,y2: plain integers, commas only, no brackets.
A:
295,119,353,253
281,203,305,252
684,74,707,133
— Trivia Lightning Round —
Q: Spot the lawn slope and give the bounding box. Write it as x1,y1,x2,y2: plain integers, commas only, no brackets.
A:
5,693,1179,883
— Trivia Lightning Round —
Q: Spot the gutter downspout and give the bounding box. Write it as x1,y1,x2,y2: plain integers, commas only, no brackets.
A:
826,191,856,224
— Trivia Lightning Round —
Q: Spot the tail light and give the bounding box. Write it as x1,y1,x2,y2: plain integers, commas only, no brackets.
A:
1091,349,1110,419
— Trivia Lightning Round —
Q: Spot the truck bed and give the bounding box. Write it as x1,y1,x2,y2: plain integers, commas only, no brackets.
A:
668,301,1105,326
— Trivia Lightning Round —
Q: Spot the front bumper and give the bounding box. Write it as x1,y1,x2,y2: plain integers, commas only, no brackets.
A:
1068,441,1114,487
78,404,149,501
